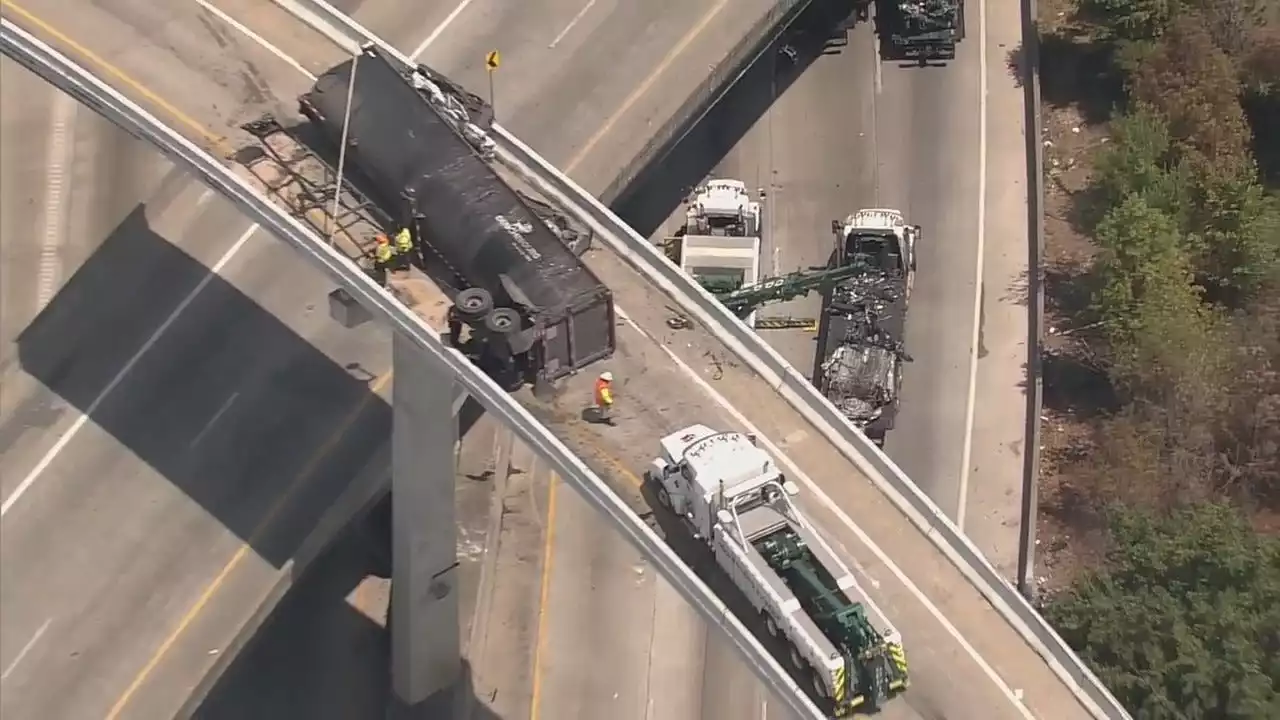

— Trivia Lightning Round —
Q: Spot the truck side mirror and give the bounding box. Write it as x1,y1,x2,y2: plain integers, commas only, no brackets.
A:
782,480,800,496
831,220,841,235
746,433,758,446
716,509,734,525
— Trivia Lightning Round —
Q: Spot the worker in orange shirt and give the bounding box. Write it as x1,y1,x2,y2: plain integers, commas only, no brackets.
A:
593,371,616,425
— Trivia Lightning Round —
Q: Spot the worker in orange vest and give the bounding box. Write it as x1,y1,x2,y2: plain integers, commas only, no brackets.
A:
593,371,615,424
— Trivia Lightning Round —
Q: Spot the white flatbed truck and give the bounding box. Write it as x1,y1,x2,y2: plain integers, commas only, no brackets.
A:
662,179,765,327
645,425,910,714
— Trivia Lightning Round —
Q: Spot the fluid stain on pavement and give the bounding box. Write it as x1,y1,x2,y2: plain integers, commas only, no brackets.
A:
0,393,66,457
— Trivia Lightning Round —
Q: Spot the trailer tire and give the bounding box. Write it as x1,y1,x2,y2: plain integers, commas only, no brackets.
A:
455,287,494,320
484,307,520,334
810,670,829,699
789,644,806,672
764,612,780,638
656,486,672,511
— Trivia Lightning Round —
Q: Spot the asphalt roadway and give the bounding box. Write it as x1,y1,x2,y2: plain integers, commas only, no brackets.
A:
0,1,1072,719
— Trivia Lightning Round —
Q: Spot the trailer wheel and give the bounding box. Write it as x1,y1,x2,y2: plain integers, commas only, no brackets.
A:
764,613,780,638
789,644,806,671
484,307,520,334
455,288,494,320
810,670,830,699
656,486,672,511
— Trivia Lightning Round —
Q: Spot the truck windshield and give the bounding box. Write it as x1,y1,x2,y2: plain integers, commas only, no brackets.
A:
844,232,901,273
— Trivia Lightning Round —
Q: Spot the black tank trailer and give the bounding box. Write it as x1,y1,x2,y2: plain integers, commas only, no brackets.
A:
299,46,615,387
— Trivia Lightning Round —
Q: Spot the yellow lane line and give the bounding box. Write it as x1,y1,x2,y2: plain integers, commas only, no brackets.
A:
563,0,730,174
527,472,559,720
105,373,390,720
2,0,233,155
526,441,650,718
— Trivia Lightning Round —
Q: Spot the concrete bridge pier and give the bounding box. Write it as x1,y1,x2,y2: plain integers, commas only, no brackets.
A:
386,332,462,718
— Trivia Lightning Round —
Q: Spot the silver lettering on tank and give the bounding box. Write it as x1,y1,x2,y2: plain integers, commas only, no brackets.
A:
495,214,542,261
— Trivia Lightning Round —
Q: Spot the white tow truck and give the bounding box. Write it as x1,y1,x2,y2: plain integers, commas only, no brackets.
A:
662,179,764,327
645,425,909,714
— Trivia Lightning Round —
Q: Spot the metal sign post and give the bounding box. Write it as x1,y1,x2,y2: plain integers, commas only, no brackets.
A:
485,50,500,116
330,51,360,246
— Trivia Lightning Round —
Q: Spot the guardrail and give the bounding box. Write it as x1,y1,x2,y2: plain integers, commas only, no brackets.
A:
226,3,1128,716
1016,0,1047,601
0,17,827,720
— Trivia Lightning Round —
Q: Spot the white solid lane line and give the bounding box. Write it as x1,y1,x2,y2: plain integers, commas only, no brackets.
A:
194,0,315,80
0,225,260,517
410,0,478,61
1,618,51,682
203,2,1032,710
37,92,76,312
189,391,239,449
548,0,599,49
955,0,991,531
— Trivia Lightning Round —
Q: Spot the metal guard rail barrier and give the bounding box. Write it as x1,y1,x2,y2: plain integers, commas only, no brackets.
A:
292,2,1131,717
0,18,828,720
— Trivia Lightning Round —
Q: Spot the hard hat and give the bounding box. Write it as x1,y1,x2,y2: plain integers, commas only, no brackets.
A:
599,371,613,383
375,234,389,244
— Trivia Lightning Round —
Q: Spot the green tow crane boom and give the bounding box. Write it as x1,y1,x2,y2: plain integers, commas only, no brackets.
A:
669,263,870,331
714,263,870,315
757,529,907,710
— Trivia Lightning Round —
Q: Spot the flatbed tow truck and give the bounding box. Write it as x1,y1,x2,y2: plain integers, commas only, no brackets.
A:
817,209,918,446
878,0,966,63
647,424,909,714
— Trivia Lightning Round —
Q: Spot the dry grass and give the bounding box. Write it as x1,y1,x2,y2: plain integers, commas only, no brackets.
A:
1034,0,1115,595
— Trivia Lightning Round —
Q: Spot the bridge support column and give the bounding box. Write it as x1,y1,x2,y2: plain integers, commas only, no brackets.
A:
387,332,461,718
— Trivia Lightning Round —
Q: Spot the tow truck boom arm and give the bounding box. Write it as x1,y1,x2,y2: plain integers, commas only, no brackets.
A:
715,263,868,314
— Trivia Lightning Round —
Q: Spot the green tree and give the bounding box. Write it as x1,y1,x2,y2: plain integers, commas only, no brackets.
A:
1094,196,1224,396
1094,107,1191,226
1191,168,1280,301
1046,504,1280,718
1082,0,1177,41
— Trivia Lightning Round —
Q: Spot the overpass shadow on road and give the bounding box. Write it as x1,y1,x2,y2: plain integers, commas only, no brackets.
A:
190,525,503,719
15,201,391,569
609,0,865,237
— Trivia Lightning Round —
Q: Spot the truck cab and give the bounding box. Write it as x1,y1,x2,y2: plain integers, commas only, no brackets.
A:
645,425,797,538
664,180,765,327
831,208,918,297
683,179,762,237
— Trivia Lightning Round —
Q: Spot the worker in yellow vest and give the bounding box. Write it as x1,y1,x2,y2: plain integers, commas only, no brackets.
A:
394,227,414,268
372,234,397,284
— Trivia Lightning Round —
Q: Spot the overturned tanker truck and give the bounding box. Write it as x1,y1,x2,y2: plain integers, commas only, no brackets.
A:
299,45,615,388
